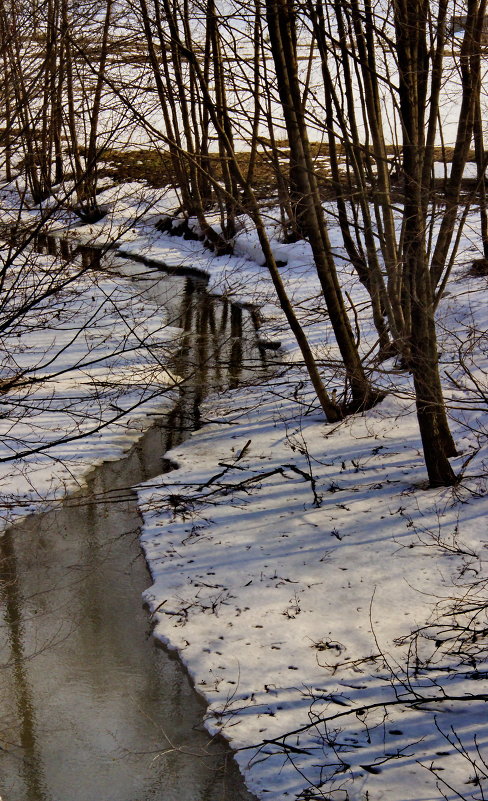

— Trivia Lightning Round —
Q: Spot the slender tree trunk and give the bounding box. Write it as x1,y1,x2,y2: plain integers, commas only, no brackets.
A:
253,212,343,422
53,36,64,186
246,1,262,189
207,0,238,239
62,0,84,193
0,10,13,182
473,92,488,258
430,0,486,286
78,0,113,220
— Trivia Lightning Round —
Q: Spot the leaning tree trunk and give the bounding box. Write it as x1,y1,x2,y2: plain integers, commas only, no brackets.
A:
265,0,376,411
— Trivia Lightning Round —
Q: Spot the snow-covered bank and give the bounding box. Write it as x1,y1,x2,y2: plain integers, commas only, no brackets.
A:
129,207,488,798
0,266,181,524
0,184,185,528
137,380,487,801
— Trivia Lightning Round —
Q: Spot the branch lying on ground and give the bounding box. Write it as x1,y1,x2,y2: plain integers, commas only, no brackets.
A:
150,460,322,512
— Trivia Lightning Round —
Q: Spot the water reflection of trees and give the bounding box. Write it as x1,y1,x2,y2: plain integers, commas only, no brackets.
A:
168,275,269,443
0,530,48,801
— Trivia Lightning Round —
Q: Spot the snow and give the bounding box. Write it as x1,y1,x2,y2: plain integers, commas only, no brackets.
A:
0,184,184,525
1,180,487,800
136,360,488,799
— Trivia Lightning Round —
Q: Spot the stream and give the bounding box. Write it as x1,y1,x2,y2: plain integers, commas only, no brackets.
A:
0,240,271,801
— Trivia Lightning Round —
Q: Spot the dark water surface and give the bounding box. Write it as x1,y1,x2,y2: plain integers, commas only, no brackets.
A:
0,246,268,801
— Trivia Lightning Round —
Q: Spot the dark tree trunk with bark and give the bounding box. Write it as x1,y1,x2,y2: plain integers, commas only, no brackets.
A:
395,0,457,486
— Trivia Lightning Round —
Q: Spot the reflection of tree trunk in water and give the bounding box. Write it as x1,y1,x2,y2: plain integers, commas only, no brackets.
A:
219,297,229,335
33,233,102,271
196,287,210,390
60,238,71,261
207,299,222,387
165,389,203,452
229,305,243,388
0,531,48,801
169,279,206,443
178,277,195,332
230,304,242,339
207,299,217,337
170,274,258,430
230,341,243,388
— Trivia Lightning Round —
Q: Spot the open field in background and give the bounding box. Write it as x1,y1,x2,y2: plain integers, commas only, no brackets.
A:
92,145,481,191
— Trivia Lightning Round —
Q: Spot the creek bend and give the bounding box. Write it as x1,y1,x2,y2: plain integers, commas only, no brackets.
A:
0,241,270,801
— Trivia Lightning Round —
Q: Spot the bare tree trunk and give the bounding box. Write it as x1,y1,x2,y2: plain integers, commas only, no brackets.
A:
207,0,238,239
77,0,113,220
245,1,263,189
265,0,375,410
253,213,344,422
62,0,84,192
309,0,392,354
473,91,488,258
430,0,486,287
395,0,457,485
0,9,13,182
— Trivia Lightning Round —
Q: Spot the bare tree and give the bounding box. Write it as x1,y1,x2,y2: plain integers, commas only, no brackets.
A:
3,0,485,486
294,0,488,484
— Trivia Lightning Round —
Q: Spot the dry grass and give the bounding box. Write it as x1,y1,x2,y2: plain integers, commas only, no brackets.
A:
93,145,478,200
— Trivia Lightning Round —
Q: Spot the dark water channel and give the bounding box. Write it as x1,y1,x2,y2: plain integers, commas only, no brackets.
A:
0,240,269,801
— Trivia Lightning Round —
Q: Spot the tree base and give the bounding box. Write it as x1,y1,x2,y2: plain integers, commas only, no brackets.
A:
469,258,488,276
344,388,387,416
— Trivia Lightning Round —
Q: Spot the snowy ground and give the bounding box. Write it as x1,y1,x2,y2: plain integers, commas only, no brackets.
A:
133,227,488,800
0,182,186,526
1,180,487,800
